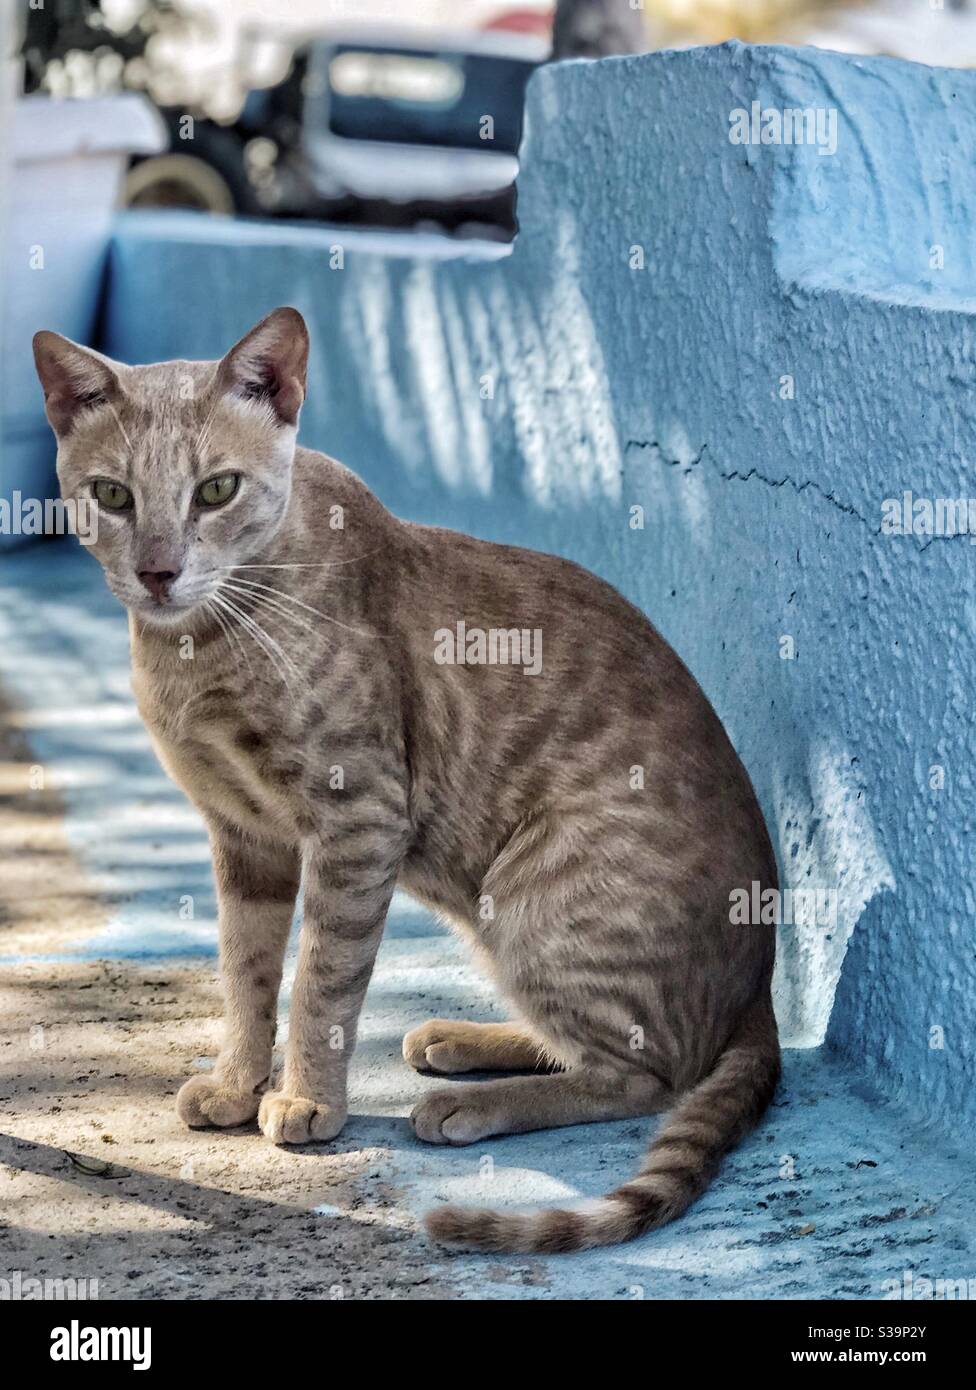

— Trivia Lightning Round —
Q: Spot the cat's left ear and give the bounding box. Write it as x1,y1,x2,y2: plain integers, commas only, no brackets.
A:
217,307,309,427
33,332,123,438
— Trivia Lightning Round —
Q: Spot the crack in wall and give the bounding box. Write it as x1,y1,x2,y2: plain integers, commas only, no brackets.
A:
623,438,976,549
624,437,874,531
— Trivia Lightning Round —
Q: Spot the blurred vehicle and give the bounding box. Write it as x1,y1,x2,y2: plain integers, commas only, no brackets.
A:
484,7,557,38
547,0,976,65
126,25,547,240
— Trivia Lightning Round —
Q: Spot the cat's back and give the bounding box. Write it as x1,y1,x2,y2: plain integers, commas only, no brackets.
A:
397,518,690,696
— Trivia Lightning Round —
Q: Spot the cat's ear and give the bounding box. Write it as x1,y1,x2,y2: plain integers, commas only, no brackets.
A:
32,332,122,438
216,307,309,427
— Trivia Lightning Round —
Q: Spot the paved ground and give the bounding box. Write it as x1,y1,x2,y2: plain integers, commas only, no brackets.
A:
0,540,973,1300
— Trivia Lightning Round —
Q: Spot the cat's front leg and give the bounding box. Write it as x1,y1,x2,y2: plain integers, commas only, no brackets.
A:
258,842,401,1145
177,820,300,1129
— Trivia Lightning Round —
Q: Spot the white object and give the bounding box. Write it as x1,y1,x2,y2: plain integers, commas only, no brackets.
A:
1,94,165,548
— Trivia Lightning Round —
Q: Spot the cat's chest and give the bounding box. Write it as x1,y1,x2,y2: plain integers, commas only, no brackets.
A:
134,667,302,834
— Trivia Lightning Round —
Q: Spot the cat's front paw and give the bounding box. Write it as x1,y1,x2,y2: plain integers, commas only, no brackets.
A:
176,1074,261,1129
258,1092,346,1145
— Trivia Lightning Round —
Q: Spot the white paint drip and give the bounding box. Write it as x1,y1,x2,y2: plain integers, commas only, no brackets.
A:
772,737,895,1046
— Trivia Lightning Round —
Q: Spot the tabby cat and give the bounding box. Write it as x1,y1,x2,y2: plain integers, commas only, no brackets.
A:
33,308,779,1253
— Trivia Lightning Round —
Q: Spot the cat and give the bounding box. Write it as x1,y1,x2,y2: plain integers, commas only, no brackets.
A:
33,307,780,1254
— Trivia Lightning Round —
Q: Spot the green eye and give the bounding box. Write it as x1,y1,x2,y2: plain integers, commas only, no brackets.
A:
93,479,133,511
196,473,239,508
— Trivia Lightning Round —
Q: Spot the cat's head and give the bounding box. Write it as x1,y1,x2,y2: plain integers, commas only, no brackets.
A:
33,307,309,627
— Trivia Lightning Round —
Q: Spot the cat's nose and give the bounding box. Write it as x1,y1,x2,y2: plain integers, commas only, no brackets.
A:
138,566,182,602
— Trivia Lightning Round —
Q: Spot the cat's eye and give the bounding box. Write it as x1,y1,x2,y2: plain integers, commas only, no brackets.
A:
92,479,133,511
195,473,240,508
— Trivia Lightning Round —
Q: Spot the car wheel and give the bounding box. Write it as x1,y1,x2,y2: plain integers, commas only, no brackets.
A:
123,154,237,214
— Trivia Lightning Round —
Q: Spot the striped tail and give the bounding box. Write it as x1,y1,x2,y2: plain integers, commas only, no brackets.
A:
424,997,780,1255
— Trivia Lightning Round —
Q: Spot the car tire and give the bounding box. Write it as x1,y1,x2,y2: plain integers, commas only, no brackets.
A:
123,153,237,214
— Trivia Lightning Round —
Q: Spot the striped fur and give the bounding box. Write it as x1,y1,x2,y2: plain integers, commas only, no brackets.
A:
35,309,781,1252
424,998,780,1252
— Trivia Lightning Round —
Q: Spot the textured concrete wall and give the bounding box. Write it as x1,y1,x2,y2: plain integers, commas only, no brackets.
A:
103,44,976,1137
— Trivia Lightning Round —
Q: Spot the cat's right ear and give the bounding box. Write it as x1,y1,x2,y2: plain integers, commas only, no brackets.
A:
216,307,309,428
32,332,122,439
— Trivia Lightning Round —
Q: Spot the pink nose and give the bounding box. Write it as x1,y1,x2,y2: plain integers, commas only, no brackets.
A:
138,566,181,602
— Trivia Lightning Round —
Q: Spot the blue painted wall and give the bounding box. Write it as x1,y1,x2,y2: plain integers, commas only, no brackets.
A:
103,43,976,1137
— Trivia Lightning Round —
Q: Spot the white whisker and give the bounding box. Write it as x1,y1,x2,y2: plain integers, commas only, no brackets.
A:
222,590,301,680
224,574,382,639
104,398,131,450
216,547,383,571
212,590,299,689
220,580,320,638
205,596,252,672
194,384,222,457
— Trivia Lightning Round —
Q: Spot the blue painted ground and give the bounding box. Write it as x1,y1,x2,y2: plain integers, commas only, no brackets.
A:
0,540,973,1299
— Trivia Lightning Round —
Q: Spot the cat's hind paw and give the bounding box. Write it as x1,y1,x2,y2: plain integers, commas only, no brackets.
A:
258,1092,346,1145
176,1074,261,1129
411,1085,499,1145
403,1019,475,1074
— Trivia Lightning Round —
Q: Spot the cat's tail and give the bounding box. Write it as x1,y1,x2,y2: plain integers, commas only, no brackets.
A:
424,996,780,1254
